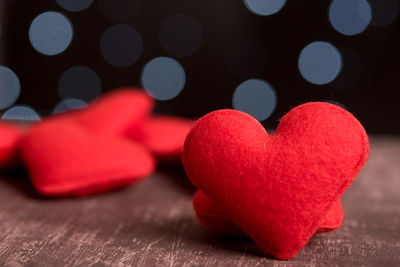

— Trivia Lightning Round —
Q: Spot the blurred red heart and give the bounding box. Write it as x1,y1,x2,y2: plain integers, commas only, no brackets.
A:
20,118,155,197
59,88,193,163
62,88,154,138
182,103,369,260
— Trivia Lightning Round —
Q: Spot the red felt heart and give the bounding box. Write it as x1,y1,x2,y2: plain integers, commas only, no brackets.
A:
58,89,192,162
63,88,154,138
20,118,155,197
0,122,23,169
130,116,193,163
193,190,344,236
182,102,369,260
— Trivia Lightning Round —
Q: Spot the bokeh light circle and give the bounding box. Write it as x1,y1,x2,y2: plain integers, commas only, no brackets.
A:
53,98,88,114
141,57,186,101
159,14,202,58
298,41,342,85
232,79,277,122
58,66,102,102
29,11,73,56
98,0,141,22
243,0,287,16
328,0,372,36
369,0,400,27
0,66,20,110
56,0,94,12
1,105,41,121
100,24,143,67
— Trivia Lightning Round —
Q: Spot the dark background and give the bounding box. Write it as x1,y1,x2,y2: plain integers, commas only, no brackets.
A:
1,0,400,133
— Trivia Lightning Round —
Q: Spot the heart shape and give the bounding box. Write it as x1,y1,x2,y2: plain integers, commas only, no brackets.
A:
19,88,191,197
193,190,344,236
20,118,155,197
56,88,192,162
182,102,369,259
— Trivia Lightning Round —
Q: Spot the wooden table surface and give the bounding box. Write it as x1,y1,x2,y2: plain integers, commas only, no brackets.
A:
0,136,399,266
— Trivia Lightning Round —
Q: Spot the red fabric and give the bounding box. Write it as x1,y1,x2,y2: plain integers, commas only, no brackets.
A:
62,88,154,138
0,122,23,169
193,190,245,236
315,198,344,234
58,88,192,162
132,116,193,162
19,88,191,196
182,102,369,260
193,190,344,236
20,118,155,197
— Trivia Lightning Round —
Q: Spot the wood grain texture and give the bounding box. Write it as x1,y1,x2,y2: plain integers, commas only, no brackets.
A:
0,136,399,266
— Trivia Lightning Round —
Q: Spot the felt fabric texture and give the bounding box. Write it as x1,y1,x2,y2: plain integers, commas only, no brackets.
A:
182,102,369,260
0,122,23,169
193,190,344,236
315,199,344,234
20,118,155,197
193,190,245,236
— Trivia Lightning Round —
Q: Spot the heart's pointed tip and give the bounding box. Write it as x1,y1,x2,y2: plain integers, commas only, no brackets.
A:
317,199,344,233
